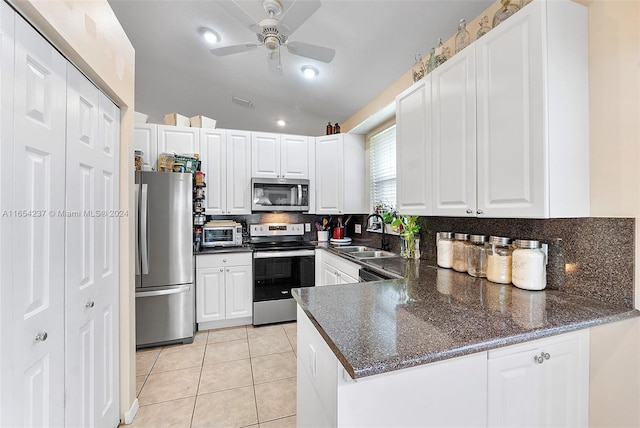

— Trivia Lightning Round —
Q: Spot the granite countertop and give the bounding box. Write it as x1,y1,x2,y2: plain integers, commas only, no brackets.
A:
293,255,640,380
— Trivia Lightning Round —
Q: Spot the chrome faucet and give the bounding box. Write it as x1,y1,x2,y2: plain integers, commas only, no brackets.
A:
363,213,390,251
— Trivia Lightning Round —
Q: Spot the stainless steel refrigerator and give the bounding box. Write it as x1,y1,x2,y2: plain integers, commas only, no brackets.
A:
135,171,194,348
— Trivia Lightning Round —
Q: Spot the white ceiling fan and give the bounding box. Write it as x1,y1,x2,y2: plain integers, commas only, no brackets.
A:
211,0,335,76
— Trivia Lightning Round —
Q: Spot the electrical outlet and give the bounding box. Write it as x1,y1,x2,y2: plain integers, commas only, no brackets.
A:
305,223,311,232
355,224,362,234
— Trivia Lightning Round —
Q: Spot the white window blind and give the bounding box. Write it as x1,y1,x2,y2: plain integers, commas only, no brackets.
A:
370,125,397,209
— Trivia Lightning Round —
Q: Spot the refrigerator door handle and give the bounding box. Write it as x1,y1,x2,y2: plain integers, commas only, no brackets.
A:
136,284,191,298
135,182,140,276
141,183,149,275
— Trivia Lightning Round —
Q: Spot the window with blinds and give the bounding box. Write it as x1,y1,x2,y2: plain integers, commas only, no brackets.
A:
369,125,397,209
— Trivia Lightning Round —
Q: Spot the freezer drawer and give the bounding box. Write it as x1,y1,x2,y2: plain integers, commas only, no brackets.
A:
136,284,194,348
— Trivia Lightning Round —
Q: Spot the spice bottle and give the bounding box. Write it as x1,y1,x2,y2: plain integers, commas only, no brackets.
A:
333,123,341,134
511,239,547,290
436,232,454,268
326,122,333,135
467,235,488,277
452,233,470,273
486,236,513,284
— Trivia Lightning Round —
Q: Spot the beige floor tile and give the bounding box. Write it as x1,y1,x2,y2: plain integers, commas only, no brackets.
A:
254,377,296,423
204,339,250,364
260,415,296,428
249,333,293,357
129,397,195,428
247,324,286,339
287,335,297,354
136,349,161,377
138,366,201,406
251,352,296,384
282,322,297,338
207,326,248,343
198,359,253,394
192,386,258,428
136,375,147,397
151,345,205,374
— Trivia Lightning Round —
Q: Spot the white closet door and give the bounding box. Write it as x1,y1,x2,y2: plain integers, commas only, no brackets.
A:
0,3,14,426
12,13,67,428
65,64,120,428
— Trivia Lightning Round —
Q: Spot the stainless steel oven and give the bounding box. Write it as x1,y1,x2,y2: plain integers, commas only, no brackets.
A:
250,223,315,325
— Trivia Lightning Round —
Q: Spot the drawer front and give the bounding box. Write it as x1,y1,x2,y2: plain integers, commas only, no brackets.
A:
196,252,251,269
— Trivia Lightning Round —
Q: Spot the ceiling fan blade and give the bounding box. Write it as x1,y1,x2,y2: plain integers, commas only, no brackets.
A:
210,43,259,56
267,50,284,77
286,41,335,63
217,0,262,33
277,0,321,37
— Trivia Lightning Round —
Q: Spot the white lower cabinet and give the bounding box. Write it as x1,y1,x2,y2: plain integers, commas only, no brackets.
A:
297,305,590,428
196,253,252,329
315,250,360,286
487,330,589,427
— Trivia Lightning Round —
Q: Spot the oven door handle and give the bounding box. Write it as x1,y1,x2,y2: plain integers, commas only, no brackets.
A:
253,250,315,258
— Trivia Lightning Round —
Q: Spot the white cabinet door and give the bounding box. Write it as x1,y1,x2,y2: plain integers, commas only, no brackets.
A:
252,132,280,178
224,265,252,319
11,14,67,427
157,125,199,156
488,330,589,428
475,4,545,218
226,130,251,215
338,271,358,284
200,129,226,214
281,134,309,179
134,124,157,170
321,263,340,286
65,65,120,428
196,268,226,323
316,135,343,214
432,45,477,217
396,78,432,215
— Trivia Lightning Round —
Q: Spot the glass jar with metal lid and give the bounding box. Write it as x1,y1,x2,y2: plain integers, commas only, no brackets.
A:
452,233,470,273
486,236,513,284
436,232,454,268
467,235,488,277
511,239,547,290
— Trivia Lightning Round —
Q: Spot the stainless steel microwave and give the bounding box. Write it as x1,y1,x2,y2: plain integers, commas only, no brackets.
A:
251,178,310,212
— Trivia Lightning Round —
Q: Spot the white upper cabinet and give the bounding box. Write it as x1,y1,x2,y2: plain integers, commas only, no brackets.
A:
134,123,157,170
201,129,251,215
157,124,200,156
475,0,589,218
425,0,588,218
315,134,367,214
252,132,309,179
396,75,433,215
432,45,477,217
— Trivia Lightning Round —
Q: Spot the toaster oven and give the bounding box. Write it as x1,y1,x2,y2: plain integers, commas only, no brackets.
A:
202,221,243,248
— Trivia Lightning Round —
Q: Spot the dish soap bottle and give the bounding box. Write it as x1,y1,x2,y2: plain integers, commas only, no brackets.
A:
455,19,470,53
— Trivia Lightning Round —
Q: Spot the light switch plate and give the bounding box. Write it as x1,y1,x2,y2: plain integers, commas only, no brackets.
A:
355,224,362,234
305,223,311,232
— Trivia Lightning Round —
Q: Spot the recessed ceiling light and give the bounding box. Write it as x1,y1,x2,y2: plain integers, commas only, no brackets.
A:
277,119,286,127
202,29,220,45
301,65,319,79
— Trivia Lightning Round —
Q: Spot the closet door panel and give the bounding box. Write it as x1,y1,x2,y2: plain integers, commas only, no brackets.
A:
12,13,67,428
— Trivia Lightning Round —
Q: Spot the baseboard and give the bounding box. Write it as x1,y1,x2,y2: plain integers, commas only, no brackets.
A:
197,317,252,331
122,398,139,425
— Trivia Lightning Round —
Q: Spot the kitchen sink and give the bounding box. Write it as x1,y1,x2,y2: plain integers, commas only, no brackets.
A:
334,246,379,253
349,250,398,259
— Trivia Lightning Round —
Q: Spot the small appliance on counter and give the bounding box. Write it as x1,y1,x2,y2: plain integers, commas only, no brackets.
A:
202,220,243,248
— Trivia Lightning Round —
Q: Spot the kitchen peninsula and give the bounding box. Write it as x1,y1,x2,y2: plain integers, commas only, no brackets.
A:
293,259,639,427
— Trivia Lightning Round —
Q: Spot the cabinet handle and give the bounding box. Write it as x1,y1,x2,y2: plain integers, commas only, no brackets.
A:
226,269,230,272
534,352,551,364
35,332,48,342
466,209,473,214
220,268,224,272
223,259,227,262
85,301,95,308
477,209,484,215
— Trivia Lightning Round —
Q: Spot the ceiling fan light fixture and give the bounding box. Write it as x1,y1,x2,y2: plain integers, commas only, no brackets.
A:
301,65,319,79
202,28,220,45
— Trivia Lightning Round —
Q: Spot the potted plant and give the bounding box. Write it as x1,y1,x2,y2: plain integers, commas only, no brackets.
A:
375,202,397,233
392,215,421,259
